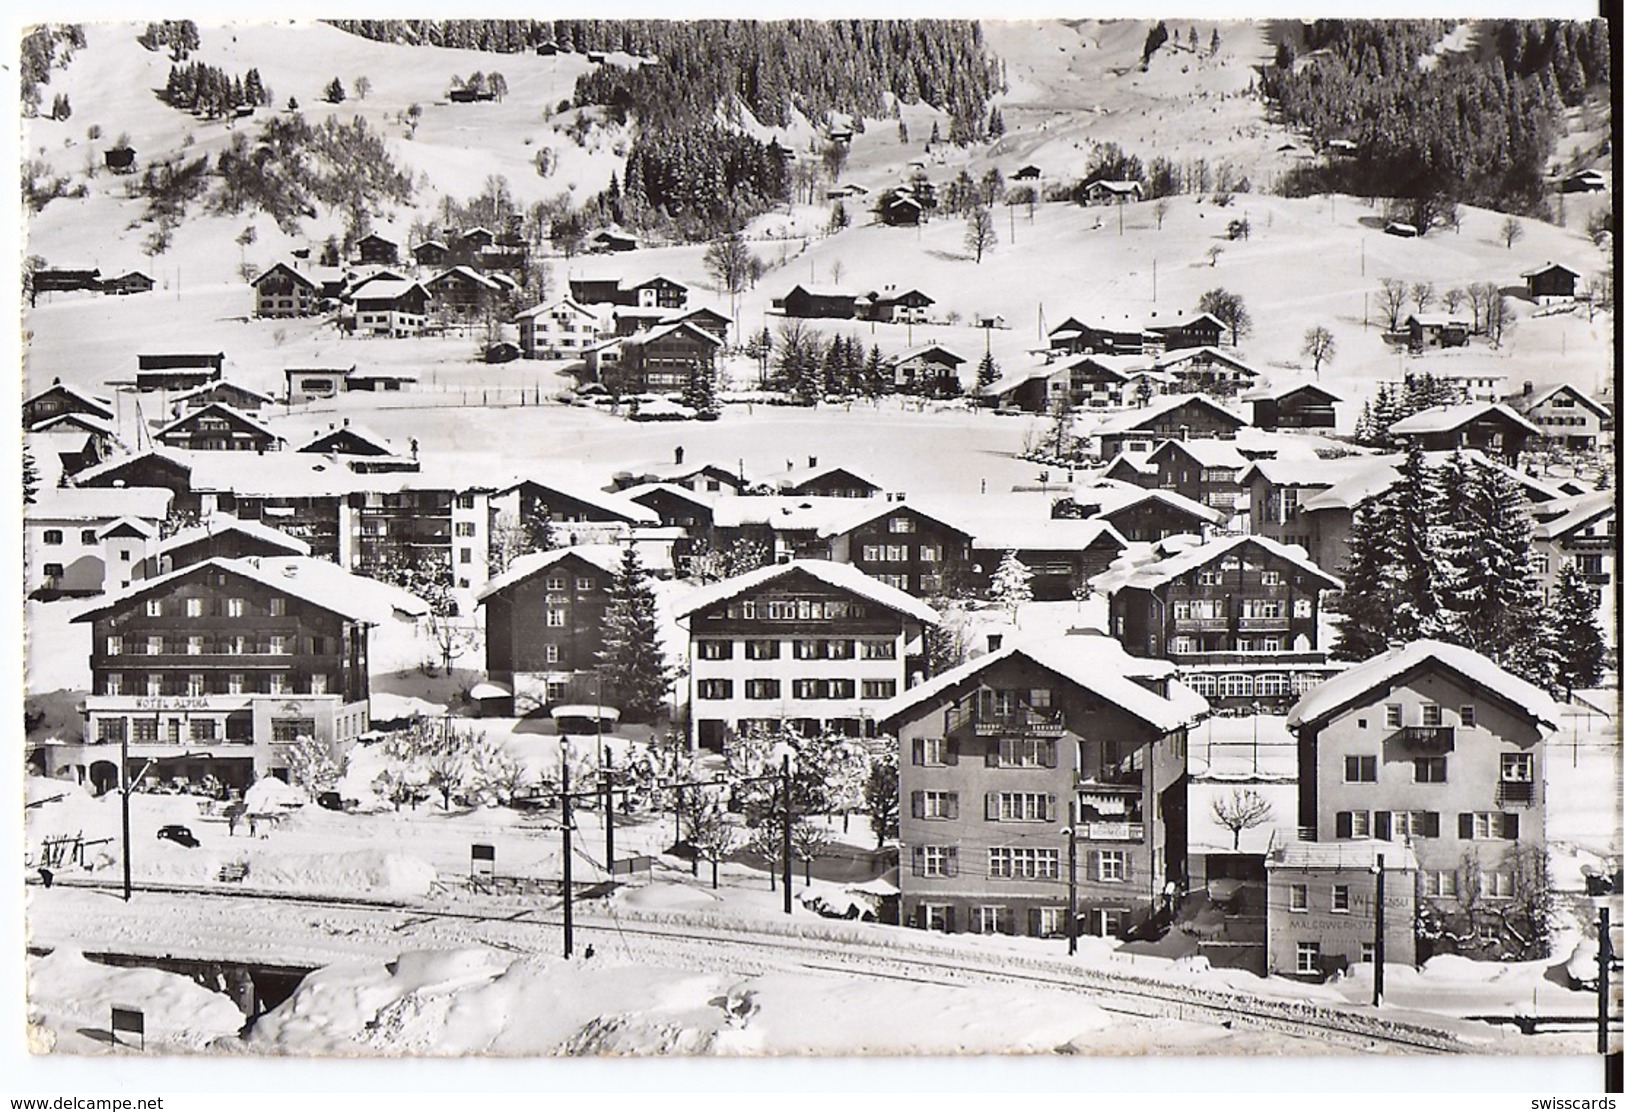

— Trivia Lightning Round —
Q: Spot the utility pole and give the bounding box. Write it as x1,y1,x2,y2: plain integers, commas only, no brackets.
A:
1373,852,1385,1007
780,754,794,912
1600,905,1611,1056
120,732,132,902
601,750,614,874
561,746,573,958
1066,802,1079,956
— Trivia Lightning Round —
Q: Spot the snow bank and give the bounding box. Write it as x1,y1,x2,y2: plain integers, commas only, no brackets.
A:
243,777,306,813
28,948,246,1053
238,850,438,900
243,946,1113,1056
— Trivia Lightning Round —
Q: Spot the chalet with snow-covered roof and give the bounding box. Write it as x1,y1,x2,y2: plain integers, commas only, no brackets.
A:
1521,261,1582,302
1060,484,1225,544
59,556,420,794
23,380,114,430
1013,164,1042,180
612,449,748,498
31,268,102,302
355,233,399,266
677,560,939,752
1091,395,1248,459
878,631,1206,940
476,544,626,715
284,366,355,404
145,514,311,578
27,420,113,478
351,280,429,336
1144,312,1225,352
1243,381,1341,431
878,192,924,226
1383,221,1418,238
1056,355,1161,409
1508,382,1609,452
25,486,173,597
863,288,934,324
411,239,449,267
170,379,273,415
73,449,195,501
774,462,883,499
1405,314,1470,351
1082,179,1143,205
1530,492,1616,648
1096,535,1341,710
251,262,322,318
776,285,860,320
588,229,639,253
135,353,224,392
516,297,600,359
1047,316,1149,358
608,320,724,394
102,271,154,296
425,266,502,319
1560,169,1606,193
963,516,1129,601
153,403,282,453
890,344,967,395
1386,402,1537,463
670,306,732,345
1242,455,1380,556
1286,640,1559,935
1146,439,1250,522
1100,451,1157,488
1153,346,1261,397
297,421,396,457
490,477,659,543
610,307,670,336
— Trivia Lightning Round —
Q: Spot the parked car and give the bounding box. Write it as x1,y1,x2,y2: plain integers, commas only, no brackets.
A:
156,824,199,848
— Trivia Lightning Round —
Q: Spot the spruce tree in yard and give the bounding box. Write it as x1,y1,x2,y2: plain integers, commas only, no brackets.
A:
1546,564,1606,698
1460,461,1552,684
1388,441,1440,642
991,551,1034,621
976,350,999,394
1333,496,1405,660
598,544,673,723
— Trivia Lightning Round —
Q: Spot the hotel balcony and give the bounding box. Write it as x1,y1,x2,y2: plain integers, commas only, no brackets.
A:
1402,725,1454,750
1173,617,1229,632
945,698,1065,737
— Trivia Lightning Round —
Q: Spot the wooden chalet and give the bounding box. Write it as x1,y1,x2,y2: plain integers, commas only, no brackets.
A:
170,380,273,415
153,402,281,453
1083,179,1143,204
1047,316,1150,357
776,285,860,320
1387,402,1538,463
31,268,102,301
104,146,136,173
251,262,321,318
1242,381,1340,431
135,353,225,392
1405,314,1470,350
1154,347,1260,397
890,345,967,395
101,271,154,296
351,280,430,337
1144,311,1225,351
1092,394,1248,459
878,192,924,226
863,288,934,324
412,240,449,267
425,266,502,317
23,380,114,430
1507,382,1609,452
614,320,724,393
1521,261,1582,302
355,233,399,266
589,229,639,253
298,421,396,457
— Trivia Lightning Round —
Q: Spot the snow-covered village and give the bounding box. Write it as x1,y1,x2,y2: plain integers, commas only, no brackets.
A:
11,14,1622,1082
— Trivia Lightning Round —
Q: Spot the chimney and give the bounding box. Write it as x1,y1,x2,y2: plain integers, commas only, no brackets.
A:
674,445,685,465
808,456,817,469
1524,381,1533,397
987,633,1004,652
343,417,349,426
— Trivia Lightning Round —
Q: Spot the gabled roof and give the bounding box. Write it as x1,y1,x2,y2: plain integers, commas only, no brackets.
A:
1240,379,1343,403
1092,533,1342,594
1509,383,1610,419
963,515,1128,554
71,556,427,626
154,402,278,443
1286,639,1561,733
1295,450,1561,512
1531,491,1615,541
1087,179,1143,194
1519,261,1583,280
296,424,395,456
982,363,1054,397
1146,312,1228,335
250,261,319,290
25,382,114,420
29,485,174,522
497,476,660,524
620,481,720,512
1089,394,1248,436
413,239,449,252
765,463,883,494
1147,438,1249,470
783,285,858,300
628,319,723,349
477,543,627,602
875,633,1207,734
426,265,502,291
890,344,967,366
154,514,311,557
1154,346,1261,376
97,516,159,540
170,379,275,406
32,412,112,436
1238,453,1378,488
629,274,688,291
671,559,940,624
72,448,193,487
350,279,429,304
1067,483,1225,526
1387,402,1539,438
514,296,598,321
1064,353,1157,380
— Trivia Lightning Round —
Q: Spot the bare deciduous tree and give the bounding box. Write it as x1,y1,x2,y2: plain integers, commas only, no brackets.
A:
1377,277,1408,332
1301,325,1336,377
1410,281,1435,314
1500,216,1523,250
1211,788,1275,850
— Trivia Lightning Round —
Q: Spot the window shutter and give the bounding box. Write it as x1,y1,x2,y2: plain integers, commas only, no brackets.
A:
1458,813,1474,840
1041,741,1057,768
1423,812,1441,838
1089,850,1101,880
985,793,998,821
1046,793,1058,822
911,791,924,820
1502,812,1519,841
1028,908,1043,937
985,743,1000,768
944,906,956,933
911,846,924,876
946,846,959,877
1123,853,1134,882
1374,811,1391,840
1002,911,1017,936
1335,811,1353,839
945,738,959,766
911,738,924,766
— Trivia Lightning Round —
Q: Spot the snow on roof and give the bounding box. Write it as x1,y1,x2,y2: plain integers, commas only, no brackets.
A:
964,516,1128,554
1066,482,1225,525
514,296,598,320
297,423,395,454
25,382,114,418
154,402,278,442
32,412,113,435
1092,533,1341,594
1296,450,1562,513
350,279,429,302
630,274,689,290
1102,450,1157,475
786,285,858,299
154,514,311,557
72,556,427,625
1066,353,1158,378
1511,383,1610,418
1519,261,1583,279
1531,491,1615,540
1146,312,1228,333
31,485,173,521
1405,314,1470,328
1086,394,1246,436
95,516,158,540
671,560,940,624
1285,639,1562,733
497,476,660,524
1388,402,1539,437
170,379,275,405
477,543,627,601
72,448,192,486
1239,378,1344,403
982,363,1053,397
618,481,720,509
1088,179,1143,194
762,463,882,492
1238,452,1378,487
630,319,723,348
250,261,319,289
875,633,1207,734
891,344,967,365
1147,438,1249,470
1265,837,1418,873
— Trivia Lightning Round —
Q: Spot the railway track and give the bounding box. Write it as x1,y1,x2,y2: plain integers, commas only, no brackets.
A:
35,876,1465,1053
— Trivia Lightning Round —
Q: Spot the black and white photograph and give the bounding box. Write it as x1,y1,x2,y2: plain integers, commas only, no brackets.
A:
9,3,1620,1093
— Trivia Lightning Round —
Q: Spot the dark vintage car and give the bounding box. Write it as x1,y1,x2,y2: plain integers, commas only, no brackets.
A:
156,824,199,848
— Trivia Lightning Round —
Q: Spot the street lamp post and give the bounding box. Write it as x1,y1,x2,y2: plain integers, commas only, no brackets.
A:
1064,803,1079,956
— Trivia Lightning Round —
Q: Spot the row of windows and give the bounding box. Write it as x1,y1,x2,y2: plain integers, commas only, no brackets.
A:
122,596,289,619
720,598,870,621
695,638,897,661
909,791,1058,822
1187,568,1287,587
105,633,339,656
1343,753,1531,784
1180,672,1322,698
96,714,320,745
39,529,103,546
101,672,329,697
1333,810,1520,840
1381,703,1474,728
912,846,1129,881
859,544,943,563
541,575,597,591
695,678,896,700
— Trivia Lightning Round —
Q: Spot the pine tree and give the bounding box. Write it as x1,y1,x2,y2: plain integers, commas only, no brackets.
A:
976,350,999,394
991,551,1033,621
1546,564,1606,697
862,344,887,397
22,447,40,505
523,503,557,552
598,544,673,723
1388,442,1441,642
1333,497,1404,660
1461,461,1549,680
